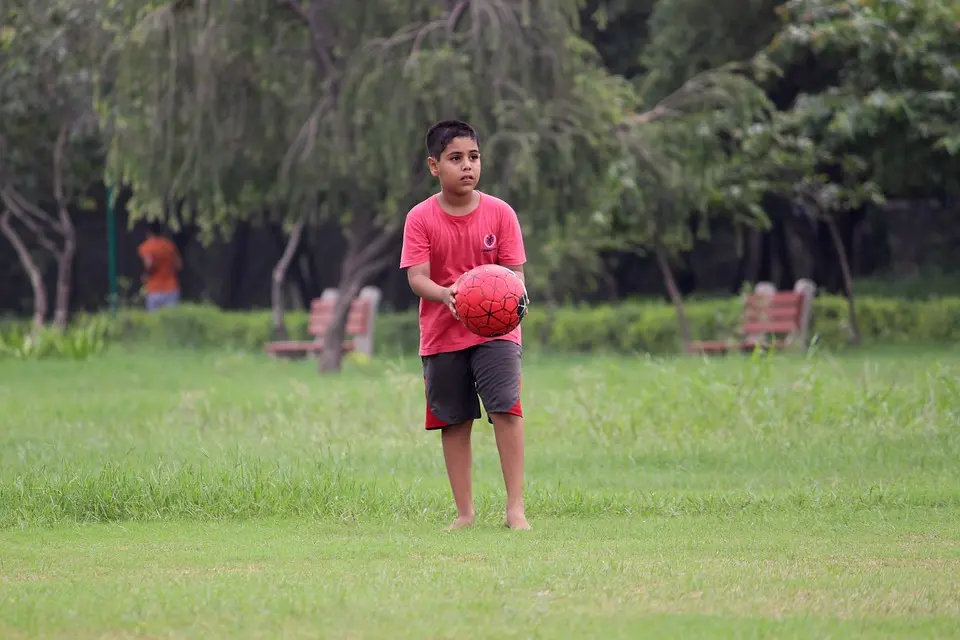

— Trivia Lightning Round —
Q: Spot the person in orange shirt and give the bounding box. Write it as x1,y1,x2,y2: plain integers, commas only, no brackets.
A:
137,222,182,312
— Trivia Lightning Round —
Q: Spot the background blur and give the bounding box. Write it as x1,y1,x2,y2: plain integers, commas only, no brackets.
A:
2,0,958,363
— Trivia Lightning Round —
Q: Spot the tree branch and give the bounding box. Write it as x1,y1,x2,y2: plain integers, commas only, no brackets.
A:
345,216,400,274
52,124,69,217
0,211,33,269
352,249,397,286
279,0,337,80
1,209,48,330
51,123,76,330
448,0,470,33
272,215,306,284
625,105,671,126
621,63,767,130
0,189,61,255
1,187,63,233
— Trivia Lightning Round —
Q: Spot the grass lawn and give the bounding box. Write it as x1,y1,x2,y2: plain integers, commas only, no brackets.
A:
1,347,959,638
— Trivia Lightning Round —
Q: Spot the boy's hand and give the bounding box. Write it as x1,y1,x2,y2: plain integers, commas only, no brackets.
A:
442,285,458,319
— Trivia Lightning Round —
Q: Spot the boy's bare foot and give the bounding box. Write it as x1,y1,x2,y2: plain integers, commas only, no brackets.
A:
447,515,475,531
505,510,531,530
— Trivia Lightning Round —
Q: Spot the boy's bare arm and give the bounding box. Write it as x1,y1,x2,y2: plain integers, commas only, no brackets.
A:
407,262,457,315
406,262,446,302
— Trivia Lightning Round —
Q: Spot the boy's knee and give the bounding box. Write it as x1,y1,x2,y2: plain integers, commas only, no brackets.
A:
490,412,523,428
441,420,474,436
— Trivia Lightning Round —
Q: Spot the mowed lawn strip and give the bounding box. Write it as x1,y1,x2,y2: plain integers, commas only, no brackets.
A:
2,511,959,638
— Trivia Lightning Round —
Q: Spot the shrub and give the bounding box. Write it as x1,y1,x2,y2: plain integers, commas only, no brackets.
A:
0,316,109,361
86,295,960,357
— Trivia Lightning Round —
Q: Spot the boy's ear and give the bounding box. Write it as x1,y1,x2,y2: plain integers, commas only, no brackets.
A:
427,155,440,177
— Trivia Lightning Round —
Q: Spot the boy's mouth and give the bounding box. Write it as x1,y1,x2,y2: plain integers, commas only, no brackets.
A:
460,175,474,183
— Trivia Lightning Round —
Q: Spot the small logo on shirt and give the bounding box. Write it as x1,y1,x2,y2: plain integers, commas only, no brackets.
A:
482,233,497,251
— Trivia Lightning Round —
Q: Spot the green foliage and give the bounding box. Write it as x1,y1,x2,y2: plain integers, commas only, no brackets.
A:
580,0,658,78
94,296,960,357
640,0,782,101
0,0,108,196
0,316,109,361
100,0,632,249
856,270,960,300
767,0,960,199
99,0,312,235
607,63,779,257
107,304,308,352
526,294,960,353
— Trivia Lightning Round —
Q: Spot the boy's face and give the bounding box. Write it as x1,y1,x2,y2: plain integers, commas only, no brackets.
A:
428,136,481,197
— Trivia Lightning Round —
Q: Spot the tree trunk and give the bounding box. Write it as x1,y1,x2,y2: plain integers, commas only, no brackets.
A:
317,228,397,374
51,222,75,330
0,211,47,331
317,275,364,374
824,214,861,346
51,124,75,330
271,217,305,340
652,237,692,347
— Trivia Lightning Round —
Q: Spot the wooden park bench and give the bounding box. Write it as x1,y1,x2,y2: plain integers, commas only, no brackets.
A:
686,279,817,356
264,286,381,359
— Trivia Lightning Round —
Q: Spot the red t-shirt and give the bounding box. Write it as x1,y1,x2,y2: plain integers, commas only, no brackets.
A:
400,192,527,356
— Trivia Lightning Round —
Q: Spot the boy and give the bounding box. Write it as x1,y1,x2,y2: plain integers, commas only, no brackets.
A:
399,120,530,531
137,221,183,312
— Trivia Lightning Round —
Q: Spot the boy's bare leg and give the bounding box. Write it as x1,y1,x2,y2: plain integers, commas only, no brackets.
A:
441,420,475,529
491,413,530,530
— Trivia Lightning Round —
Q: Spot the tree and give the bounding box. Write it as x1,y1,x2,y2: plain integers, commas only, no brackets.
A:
608,63,778,346
0,1,107,330
468,29,637,334
289,0,640,372
99,0,328,337
761,0,960,344
101,0,637,371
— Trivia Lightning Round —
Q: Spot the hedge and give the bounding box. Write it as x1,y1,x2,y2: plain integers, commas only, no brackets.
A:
94,294,960,356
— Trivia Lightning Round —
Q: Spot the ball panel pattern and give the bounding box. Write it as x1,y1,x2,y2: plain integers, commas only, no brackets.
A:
453,265,529,337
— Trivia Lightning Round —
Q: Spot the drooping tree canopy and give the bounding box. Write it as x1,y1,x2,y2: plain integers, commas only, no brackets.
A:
2,0,960,352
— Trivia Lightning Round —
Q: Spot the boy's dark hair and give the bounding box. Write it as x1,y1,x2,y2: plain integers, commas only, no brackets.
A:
146,221,166,236
426,120,479,160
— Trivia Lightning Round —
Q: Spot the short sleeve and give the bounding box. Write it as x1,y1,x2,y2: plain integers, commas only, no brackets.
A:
399,209,430,268
497,205,526,266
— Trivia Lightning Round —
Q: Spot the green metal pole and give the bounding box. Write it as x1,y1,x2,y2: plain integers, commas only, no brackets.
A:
106,184,118,315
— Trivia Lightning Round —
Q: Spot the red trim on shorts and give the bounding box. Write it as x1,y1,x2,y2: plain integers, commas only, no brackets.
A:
505,376,523,417
504,399,523,417
424,377,449,430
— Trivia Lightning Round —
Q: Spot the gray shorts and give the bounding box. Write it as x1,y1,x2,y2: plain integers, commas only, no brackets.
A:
145,290,180,312
421,339,523,430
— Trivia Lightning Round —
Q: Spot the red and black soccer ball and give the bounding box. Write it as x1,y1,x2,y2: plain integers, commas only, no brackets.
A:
454,264,529,338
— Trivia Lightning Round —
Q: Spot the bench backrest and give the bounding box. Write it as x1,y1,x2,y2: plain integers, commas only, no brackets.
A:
742,292,803,337
309,296,372,338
